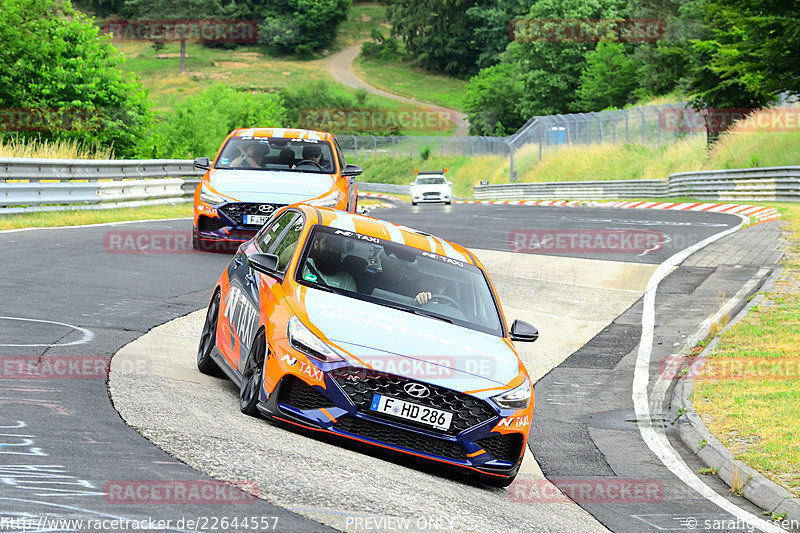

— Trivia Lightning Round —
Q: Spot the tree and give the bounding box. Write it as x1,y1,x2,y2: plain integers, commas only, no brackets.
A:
122,0,228,72
139,84,286,158
465,0,531,71
464,63,526,135
238,0,351,56
385,0,480,76
0,0,151,156
574,40,638,111
697,0,800,98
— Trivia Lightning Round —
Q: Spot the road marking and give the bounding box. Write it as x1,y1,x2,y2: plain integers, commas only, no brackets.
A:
632,213,784,533
0,317,94,347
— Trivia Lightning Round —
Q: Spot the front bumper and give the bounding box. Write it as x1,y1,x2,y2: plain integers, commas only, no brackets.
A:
412,192,451,203
194,201,286,248
256,367,527,480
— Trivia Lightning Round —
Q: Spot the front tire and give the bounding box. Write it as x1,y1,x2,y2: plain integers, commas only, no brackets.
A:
197,291,223,376
240,330,266,417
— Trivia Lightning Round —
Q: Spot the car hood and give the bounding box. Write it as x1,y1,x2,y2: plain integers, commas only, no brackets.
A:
412,184,451,193
209,169,335,203
300,289,520,396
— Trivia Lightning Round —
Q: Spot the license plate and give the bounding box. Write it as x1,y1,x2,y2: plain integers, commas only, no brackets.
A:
243,214,270,225
370,394,452,430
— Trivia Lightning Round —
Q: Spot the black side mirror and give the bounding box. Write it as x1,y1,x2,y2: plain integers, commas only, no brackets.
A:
247,253,279,275
509,319,538,342
194,157,211,170
343,164,363,177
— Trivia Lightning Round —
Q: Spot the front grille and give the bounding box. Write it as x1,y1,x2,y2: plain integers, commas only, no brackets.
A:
335,416,467,461
219,203,284,226
198,215,225,232
422,192,440,198
278,375,335,410
331,368,497,436
476,434,523,463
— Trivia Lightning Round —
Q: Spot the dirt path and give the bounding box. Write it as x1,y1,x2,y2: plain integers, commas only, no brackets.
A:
324,44,470,136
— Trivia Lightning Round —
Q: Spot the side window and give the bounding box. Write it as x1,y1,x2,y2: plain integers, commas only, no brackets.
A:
256,212,296,253
271,216,305,272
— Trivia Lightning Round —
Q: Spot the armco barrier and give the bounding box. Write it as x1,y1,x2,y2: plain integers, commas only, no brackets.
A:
474,167,800,202
0,156,415,213
474,179,668,200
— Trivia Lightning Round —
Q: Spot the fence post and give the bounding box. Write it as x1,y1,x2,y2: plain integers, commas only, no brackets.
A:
392,136,396,158
625,110,630,143
352,135,358,160
410,137,414,157
637,108,646,143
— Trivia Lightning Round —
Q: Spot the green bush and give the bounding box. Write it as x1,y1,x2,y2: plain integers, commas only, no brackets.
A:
137,84,286,158
0,0,151,156
361,28,405,62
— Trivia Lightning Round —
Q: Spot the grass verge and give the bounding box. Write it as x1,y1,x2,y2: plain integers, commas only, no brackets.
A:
0,203,192,231
353,56,468,112
692,203,800,497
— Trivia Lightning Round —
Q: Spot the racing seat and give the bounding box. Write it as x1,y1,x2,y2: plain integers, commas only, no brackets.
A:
341,255,367,293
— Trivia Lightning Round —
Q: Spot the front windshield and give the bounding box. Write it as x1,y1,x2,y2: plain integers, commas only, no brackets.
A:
214,137,336,173
416,176,446,185
296,226,504,336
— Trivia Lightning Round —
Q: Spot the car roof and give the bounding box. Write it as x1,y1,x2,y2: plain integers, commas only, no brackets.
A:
231,128,335,142
292,205,478,267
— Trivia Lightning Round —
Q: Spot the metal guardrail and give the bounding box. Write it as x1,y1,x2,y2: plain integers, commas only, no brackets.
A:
0,157,414,213
0,157,204,213
474,167,800,202
355,182,411,195
0,157,203,182
474,179,669,200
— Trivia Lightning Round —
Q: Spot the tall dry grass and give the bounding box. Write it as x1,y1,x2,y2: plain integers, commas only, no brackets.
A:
0,137,114,159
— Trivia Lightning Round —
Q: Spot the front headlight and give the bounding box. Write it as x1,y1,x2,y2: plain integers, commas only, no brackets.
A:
306,190,341,208
287,316,344,363
491,377,531,410
199,183,226,205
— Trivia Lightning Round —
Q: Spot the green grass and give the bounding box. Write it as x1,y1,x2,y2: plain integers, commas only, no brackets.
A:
354,56,468,112
0,203,192,231
693,203,800,497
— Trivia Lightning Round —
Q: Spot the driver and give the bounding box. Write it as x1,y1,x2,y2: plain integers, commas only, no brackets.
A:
413,277,449,306
293,145,329,170
304,233,357,291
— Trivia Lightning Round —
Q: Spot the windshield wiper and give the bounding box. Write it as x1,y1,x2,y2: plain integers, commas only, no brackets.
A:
379,302,453,323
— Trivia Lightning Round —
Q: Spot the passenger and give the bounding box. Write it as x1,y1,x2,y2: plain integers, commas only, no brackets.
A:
278,147,295,167
231,143,268,169
304,233,357,291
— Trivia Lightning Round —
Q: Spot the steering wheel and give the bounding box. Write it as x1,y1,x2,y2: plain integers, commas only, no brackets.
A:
295,159,322,169
428,294,462,311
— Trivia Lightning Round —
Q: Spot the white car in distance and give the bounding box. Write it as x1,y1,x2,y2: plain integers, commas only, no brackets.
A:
410,170,453,206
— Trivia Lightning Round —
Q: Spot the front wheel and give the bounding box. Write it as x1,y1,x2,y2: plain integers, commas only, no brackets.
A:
240,330,266,417
197,291,223,376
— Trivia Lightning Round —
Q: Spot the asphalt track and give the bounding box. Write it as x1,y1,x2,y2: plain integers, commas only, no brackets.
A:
0,203,786,532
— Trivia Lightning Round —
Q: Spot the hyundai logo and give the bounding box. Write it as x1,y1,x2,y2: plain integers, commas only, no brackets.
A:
258,204,275,214
404,383,430,398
